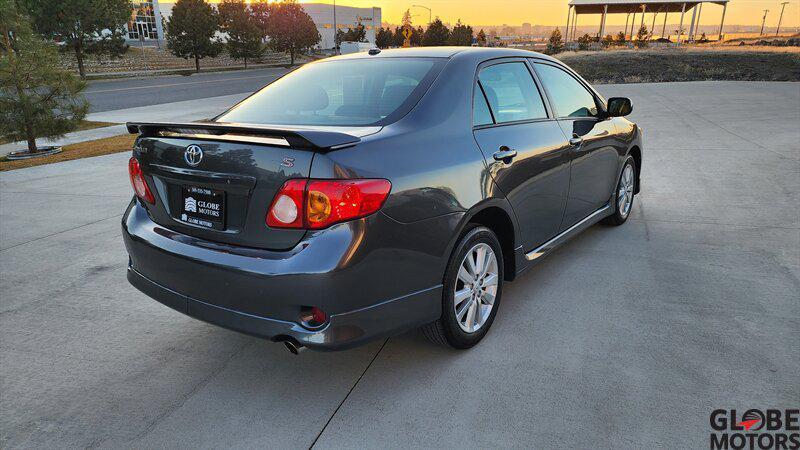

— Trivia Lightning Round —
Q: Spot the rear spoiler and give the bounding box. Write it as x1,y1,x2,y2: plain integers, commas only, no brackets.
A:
126,121,361,151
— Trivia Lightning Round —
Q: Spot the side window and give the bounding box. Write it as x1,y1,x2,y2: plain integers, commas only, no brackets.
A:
477,62,547,123
534,63,598,118
473,84,494,126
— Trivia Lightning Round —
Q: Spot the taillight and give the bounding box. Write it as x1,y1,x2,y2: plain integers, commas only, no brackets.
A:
266,179,391,229
128,157,154,204
266,179,306,228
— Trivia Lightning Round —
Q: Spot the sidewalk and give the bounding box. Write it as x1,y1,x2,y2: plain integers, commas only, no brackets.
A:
0,93,249,156
86,93,249,123
0,125,127,157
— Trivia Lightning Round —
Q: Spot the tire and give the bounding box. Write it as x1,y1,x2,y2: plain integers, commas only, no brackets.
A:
422,225,504,349
602,156,636,226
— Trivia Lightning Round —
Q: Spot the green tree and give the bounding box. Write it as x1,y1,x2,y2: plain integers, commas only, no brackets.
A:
412,26,424,46
546,28,564,54
342,24,367,43
616,31,627,45
476,29,487,46
375,27,392,48
336,24,367,47
21,0,131,79
577,33,592,50
635,25,649,48
1,0,88,153
448,20,473,46
392,26,404,47
423,18,449,46
250,0,273,39
219,0,263,68
166,0,222,72
265,0,319,66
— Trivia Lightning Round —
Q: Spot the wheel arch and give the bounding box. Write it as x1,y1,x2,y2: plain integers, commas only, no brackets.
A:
444,199,521,282
627,145,642,194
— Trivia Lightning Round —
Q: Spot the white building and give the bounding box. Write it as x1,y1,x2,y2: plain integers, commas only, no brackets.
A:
126,1,381,50
303,3,381,49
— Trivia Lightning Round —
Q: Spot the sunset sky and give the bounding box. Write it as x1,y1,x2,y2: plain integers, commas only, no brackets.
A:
299,0,800,28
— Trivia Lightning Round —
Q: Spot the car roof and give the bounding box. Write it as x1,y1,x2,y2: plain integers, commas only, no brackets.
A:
325,46,562,64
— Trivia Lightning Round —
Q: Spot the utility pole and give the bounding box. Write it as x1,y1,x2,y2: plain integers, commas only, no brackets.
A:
760,9,769,35
776,2,789,36
333,0,338,54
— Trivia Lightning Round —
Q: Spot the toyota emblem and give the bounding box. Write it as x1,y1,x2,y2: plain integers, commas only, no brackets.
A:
184,145,203,166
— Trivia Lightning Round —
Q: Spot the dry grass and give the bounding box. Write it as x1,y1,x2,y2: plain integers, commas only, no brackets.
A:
0,121,119,145
0,134,135,171
557,47,800,84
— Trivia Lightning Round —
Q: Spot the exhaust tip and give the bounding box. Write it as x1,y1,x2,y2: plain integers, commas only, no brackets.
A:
282,340,305,355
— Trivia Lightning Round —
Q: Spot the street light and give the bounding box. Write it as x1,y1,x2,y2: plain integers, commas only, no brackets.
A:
412,4,432,24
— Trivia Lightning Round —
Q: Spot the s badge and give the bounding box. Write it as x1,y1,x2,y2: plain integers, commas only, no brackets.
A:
281,157,295,168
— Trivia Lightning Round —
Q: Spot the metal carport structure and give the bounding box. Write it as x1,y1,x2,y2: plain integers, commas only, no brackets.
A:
566,0,730,44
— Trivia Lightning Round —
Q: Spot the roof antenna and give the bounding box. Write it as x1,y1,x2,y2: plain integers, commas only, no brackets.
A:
368,48,381,55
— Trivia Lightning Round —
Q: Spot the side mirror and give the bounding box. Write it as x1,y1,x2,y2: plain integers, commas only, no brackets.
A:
607,97,633,117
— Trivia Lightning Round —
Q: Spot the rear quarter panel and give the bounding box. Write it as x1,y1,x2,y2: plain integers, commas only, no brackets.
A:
309,55,514,288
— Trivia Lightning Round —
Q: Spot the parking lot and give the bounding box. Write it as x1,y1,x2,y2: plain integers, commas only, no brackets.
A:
1,81,798,448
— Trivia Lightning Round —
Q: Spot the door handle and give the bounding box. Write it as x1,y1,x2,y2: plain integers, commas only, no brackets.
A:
569,134,584,146
493,147,517,162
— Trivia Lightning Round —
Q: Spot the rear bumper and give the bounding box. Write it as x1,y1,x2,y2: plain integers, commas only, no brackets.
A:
127,265,440,350
122,200,444,350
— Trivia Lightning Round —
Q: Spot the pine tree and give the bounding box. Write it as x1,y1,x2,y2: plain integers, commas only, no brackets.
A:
448,20,473,46
477,29,487,46
0,0,88,153
635,25,649,48
577,33,592,50
423,18,450,46
166,0,223,72
546,28,564,54
375,27,392,49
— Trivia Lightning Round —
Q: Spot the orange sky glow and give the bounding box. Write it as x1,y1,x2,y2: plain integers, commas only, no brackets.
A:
293,0,800,29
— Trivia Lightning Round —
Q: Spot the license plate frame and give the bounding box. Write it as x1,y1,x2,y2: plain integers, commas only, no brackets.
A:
179,185,226,230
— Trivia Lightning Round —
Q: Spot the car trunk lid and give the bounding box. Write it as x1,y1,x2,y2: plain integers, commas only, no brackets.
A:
129,121,363,250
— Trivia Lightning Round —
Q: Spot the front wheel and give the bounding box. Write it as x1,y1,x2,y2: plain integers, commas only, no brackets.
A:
603,156,636,226
422,226,504,349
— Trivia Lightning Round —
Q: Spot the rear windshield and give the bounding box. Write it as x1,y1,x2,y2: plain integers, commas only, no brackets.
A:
216,57,444,127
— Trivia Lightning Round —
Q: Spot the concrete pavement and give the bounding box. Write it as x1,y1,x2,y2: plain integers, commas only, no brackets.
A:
0,81,798,448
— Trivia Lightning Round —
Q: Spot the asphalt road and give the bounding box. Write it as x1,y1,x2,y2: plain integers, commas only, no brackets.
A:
1,81,798,449
84,67,292,113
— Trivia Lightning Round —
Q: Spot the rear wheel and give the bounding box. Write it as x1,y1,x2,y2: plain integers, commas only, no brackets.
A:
603,156,636,226
422,226,503,349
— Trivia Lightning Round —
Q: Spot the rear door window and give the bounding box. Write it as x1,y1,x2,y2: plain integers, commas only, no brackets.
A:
477,62,547,123
534,63,599,118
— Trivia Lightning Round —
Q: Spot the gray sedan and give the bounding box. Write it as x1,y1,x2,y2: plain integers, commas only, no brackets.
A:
122,47,642,352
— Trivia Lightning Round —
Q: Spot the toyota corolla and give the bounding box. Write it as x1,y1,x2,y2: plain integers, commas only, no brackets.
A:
122,47,642,353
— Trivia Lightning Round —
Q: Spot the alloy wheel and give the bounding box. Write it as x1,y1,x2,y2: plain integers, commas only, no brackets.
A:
454,243,499,333
618,164,635,218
